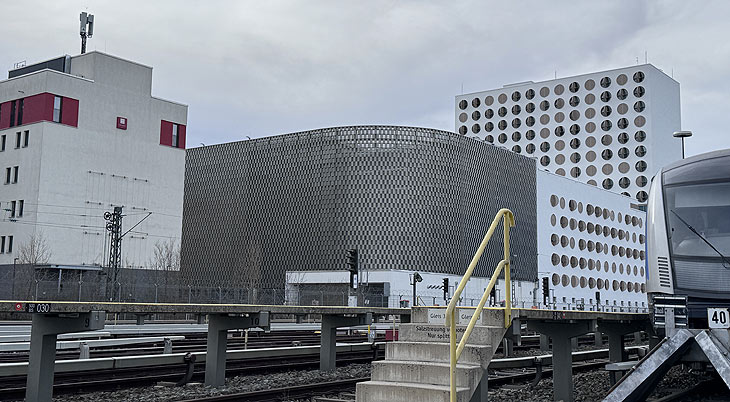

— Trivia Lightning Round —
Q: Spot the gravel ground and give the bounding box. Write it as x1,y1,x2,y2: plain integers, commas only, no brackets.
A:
488,365,725,402
52,363,370,402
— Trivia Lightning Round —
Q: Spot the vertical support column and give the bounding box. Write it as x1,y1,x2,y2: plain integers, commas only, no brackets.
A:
26,311,105,402
528,320,595,402
540,334,550,352
502,338,514,357
594,331,603,346
598,320,646,386
571,337,579,351
204,312,269,387
320,313,372,371
552,334,574,402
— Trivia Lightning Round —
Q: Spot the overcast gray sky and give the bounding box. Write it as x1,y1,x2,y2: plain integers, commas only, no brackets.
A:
2,1,728,157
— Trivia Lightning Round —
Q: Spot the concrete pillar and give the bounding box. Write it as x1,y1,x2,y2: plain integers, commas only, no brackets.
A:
204,312,269,387
320,313,372,371
26,311,106,402
79,342,90,359
163,338,173,354
594,331,603,346
571,336,579,351
470,370,489,402
502,338,514,356
528,320,595,402
540,334,550,352
598,321,647,386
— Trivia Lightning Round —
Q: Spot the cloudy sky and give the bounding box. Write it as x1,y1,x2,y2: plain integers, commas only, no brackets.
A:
1,1,728,156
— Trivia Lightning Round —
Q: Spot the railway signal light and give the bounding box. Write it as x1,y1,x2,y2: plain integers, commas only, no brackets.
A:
443,278,449,301
346,249,358,288
542,277,550,304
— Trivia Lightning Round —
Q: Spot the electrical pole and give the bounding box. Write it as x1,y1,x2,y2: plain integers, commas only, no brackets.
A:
105,207,122,301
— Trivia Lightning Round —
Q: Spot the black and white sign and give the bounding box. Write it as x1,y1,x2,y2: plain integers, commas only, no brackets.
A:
25,303,51,314
708,308,730,329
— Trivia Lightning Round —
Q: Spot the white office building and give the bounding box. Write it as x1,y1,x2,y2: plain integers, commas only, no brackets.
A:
0,52,187,274
455,64,681,203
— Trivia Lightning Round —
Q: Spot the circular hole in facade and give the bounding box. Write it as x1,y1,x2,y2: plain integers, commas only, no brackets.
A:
585,136,597,147
617,118,629,130
636,175,648,187
472,124,481,134
617,74,628,85
571,276,579,288
472,110,481,120
485,122,494,132
601,105,612,117
555,154,566,165
498,133,507,143
633,71,645,83
635,130,646,142
601,120,612,131
603,178,614,189
634,115,646,127
585,93,596,105
555,112,565,123
498,107,508,117
458,126,467,135
635,160,647,172
459,113,468,123
585,122,596,133
618,132,629,144
635,145,647,157
512,105,521,115
570,138,581,149
562,274,570,286
485,135,494,143
555,126,565,136
551,234,559,246
634,101,645,112
486,109,494,118
555,168,566,176
561,235,569,247
526,102,535,113
619,177,630,188
617,88,628,100
459,100,468,110
540,141,550,152
540,86,550,97
550,214,557,226
554,84,565,95
634,86,645,98
485,96,494,106
617,103,629,114
540,128,551,139
580,277,587,288
552,273,560,285
512,91,521,102
498,93,508,104
472,98,481,108
511,145,521,153
570,123,581,135
585,108,596,119
498,120,507,130
579,221,586,232
561,255,569,267
540,114,550,124
618,162,630,173
618,147,629,159
570,167,581,178
600,77,611,88
569,97,580,108
526,143,535,154
586,164,597,176
554,99,565,110
589,277,596,289
512,131,522,141
560,197,566,208
601,91,612,102
602,149,613,160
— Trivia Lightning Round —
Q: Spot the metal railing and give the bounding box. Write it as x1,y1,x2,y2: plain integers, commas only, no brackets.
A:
444,208,515,402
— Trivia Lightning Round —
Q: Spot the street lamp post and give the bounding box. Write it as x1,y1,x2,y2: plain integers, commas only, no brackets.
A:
673,131,693,159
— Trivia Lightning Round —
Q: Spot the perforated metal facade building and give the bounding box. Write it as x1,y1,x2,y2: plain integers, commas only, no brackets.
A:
180,126,538,291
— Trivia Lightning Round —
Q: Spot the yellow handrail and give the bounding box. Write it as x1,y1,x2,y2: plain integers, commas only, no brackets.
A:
445,208,515,402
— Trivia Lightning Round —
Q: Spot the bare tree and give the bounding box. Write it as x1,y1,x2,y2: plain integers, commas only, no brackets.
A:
15,232,52,299
149,238,181,302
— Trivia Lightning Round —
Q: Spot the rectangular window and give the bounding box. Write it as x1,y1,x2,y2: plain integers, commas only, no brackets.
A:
53,96,62,123
9,100,16,127
4,167,10,184
12,166,18,183
0,236,4,253
7,236,12,253
23,131,28,147
15,132,21,148
10,201,16,218
1,135,5,151
17,99,23,125
18,200,23,217
172,124,179,148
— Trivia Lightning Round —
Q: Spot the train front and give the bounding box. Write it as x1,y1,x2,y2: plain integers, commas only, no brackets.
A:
647,149,730,331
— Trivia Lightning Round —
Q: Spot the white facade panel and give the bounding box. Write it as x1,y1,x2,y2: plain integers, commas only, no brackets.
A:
456,64,681,204
536,169,647,311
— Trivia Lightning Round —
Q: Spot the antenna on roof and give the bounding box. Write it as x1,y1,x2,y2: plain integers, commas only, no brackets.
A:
80,12,95,54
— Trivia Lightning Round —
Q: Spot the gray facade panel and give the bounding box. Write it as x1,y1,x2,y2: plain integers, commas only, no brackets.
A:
181,126,537,290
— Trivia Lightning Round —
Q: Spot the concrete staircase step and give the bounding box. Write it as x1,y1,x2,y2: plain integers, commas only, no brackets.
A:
356,380,472,402
399,323,505,347
386,341,494,368
371,359,482,388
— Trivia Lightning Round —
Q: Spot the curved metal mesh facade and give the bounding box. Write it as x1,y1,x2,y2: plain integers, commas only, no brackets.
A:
181,126,538,290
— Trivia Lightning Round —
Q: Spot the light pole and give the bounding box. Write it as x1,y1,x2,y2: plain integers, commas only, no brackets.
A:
12,258,18,299
673,131,692,159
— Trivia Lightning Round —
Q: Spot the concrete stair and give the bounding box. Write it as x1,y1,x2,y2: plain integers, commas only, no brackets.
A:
356,307,508,402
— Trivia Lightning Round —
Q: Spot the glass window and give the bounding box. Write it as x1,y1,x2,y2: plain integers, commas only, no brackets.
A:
18,200,23,217
172,124,179,147
12,166,18,183
664,181,730,257
6,236,11,253
1,135,5,151
53,96,63,123
10,201,16,218
15,132,21,148
23,131,29,147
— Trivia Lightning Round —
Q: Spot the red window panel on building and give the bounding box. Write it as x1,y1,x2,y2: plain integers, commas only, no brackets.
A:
0,93,78,129
160,120,186,149
60,97,79,127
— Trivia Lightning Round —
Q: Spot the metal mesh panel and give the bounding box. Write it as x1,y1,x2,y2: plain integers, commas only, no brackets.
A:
180,126,538,291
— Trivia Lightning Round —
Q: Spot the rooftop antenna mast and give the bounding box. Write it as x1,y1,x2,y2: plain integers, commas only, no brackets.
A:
80,12,94,54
